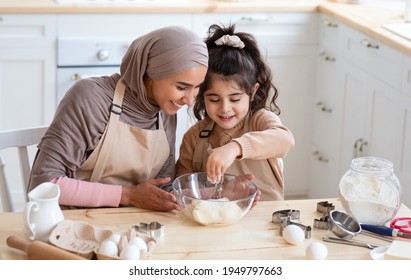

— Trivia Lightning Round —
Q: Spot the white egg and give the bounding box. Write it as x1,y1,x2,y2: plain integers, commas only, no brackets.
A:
129,236,148,253
98,240,119,257
119,244,141,260
306,242,328,260
107,233,122,245
282,225,305,245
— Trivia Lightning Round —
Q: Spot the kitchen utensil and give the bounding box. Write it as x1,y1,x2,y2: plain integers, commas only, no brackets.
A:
322,236,380,249
361,223,411,238
390,217,411,234
370,246,388,260
328,210,361,240
133,222,164,240
316,201,335,214
6,235,86,260
272,209,311,238
23,182,64,242
209,176,224,199
172,172,257,226
360,230,394,243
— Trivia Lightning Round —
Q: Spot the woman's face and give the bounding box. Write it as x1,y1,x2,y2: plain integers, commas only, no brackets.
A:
204,78,255,130
146,65,207,115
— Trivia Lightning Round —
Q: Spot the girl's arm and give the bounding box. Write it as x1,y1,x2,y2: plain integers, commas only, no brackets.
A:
233,109,295,160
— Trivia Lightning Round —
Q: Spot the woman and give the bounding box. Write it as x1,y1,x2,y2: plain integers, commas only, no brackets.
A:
28,26,208,211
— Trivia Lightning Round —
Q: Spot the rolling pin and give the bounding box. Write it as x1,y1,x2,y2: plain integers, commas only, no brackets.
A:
6,235,86,260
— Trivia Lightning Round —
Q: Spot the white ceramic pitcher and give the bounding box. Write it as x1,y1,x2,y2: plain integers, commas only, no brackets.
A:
23,182,64,242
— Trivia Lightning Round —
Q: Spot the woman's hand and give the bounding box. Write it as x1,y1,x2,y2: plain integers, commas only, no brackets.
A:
121,177,180,211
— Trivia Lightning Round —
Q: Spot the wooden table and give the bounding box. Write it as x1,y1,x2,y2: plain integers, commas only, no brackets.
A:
1,198,410,260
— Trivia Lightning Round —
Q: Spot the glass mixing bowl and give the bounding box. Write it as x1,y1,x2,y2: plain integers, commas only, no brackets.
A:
172,172,258,226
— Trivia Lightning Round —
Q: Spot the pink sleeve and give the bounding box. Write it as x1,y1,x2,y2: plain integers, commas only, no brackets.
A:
50,177,122,207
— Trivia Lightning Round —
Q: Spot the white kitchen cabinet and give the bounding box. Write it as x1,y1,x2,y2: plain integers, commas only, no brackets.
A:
309,15,344,198
330,23,409,206
396,92,411,208
0,15,56,129
404,55,411,97
339,62,401,169
339,26,403,171
193,13,319,198
310,17,410,207
0,15,56,211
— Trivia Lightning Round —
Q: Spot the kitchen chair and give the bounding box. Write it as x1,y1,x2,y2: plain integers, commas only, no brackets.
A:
0,126,48,212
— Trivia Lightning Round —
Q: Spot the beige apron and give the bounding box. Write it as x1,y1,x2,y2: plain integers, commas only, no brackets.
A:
192,118,283,200
76,79,170,186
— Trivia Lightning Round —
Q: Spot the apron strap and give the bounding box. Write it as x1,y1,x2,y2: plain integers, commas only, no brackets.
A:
192,121,214,171
89,79,126,181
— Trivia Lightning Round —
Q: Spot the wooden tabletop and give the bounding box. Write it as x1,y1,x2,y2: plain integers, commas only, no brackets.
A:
1,198,410,260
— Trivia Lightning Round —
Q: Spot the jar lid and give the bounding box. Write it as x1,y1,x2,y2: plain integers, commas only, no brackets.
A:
390,217,411,234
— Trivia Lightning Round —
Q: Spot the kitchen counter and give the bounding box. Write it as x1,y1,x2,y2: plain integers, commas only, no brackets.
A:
0,0,321,13
1,198,410,260
0,0,410,56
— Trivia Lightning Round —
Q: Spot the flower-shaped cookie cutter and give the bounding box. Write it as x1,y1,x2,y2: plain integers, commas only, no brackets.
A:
133,222,164,240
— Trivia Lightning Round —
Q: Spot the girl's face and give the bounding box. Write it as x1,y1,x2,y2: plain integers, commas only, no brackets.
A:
146,65,207,115
204,78,257,130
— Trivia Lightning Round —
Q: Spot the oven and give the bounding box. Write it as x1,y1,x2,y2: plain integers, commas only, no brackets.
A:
56,37,190,157
56,37,131,105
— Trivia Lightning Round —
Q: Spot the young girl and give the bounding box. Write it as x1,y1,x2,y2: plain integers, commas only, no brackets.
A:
175,24,295,200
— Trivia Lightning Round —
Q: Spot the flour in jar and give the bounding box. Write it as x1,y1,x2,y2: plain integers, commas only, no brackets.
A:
339,174,400,225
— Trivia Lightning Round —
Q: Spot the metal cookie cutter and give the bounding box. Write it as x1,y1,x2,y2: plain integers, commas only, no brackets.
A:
313,201,335,230
314,212,331,230
133,221,164,240
272,209,300,223
316,201,335,214
272,209,311,239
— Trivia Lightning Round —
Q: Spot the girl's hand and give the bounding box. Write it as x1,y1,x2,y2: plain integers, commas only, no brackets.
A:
206,141,242,183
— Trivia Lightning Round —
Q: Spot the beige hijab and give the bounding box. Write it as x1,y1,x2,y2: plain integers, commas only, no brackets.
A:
120,26,209,116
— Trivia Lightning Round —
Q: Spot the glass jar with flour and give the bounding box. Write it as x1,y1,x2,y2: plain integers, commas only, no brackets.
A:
338,157,401,225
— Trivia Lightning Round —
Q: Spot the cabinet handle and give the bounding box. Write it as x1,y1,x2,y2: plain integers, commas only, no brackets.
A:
315,101,332,113
319,52,336,62
359,140,368,153
361,39,379,49
322,18,338,28
240,16,271,22
71,74,95,81
71,73,81,81
313,151,329,163
353,138,368,158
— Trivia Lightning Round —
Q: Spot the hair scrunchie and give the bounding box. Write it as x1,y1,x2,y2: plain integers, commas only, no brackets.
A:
214,35,245,49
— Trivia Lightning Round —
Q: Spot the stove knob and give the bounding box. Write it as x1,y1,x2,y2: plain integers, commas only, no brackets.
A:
97,49,109,61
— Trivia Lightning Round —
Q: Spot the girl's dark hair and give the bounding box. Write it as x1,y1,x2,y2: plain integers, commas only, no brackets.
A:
193,23,280,121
